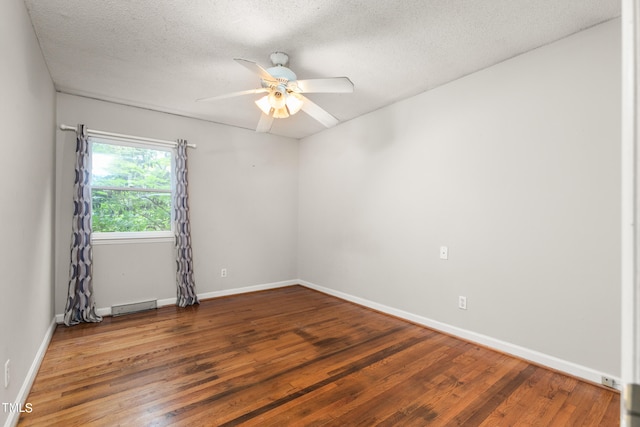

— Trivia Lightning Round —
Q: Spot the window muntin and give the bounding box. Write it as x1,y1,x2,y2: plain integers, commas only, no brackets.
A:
90,137,173,239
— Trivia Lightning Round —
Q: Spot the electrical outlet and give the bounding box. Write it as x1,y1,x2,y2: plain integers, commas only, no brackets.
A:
221,268,227,278
4,359,9,388
601,376,615,388
440,246,448,260
458,296,467,310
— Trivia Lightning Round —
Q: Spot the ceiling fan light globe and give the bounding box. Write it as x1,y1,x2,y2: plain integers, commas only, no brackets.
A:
285,94,303,115
272,107,289,119
255,96,272,115
269,89,286,109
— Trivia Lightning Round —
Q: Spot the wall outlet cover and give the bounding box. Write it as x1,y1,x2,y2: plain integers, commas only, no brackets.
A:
601,376,615,388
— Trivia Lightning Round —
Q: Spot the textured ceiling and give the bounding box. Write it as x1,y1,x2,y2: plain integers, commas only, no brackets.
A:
24,0,620,139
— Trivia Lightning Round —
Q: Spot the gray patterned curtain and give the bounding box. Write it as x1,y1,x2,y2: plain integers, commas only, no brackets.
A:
175,139,199,307
64,124,102,326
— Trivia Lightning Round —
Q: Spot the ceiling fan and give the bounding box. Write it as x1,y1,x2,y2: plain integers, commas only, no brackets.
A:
198,52,354,132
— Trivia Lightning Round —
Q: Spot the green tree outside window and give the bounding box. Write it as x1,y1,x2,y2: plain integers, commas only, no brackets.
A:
90,139,173,233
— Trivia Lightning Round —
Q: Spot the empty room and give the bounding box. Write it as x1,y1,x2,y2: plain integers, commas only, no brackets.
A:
1,0,636,426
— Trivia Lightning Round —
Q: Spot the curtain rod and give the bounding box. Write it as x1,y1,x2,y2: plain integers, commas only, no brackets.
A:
59,124,196,149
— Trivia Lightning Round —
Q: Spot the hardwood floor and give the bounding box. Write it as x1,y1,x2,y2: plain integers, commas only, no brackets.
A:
19,285,619,426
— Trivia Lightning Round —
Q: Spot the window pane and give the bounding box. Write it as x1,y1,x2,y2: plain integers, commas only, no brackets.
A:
92,189,171,232
92,142,171,190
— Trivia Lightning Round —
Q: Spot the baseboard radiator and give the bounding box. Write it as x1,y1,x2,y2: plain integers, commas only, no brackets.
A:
111,299,157,317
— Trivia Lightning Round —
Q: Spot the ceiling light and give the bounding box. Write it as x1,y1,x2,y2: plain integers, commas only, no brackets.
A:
255,85,302,118
269,86,287,109
285,94,303,115
255,96,272,115
272,107,289,119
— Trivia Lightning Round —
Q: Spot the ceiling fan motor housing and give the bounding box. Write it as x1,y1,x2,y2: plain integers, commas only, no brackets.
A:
264,51,297,85
265,66,297,84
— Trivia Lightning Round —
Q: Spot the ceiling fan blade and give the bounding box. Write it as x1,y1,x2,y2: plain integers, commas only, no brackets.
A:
256,113,274,132
296,77,354,93
197,88,268,102
300,95,339,128
234,58,276,82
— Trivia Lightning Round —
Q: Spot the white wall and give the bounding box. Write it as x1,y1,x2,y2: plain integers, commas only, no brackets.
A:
55,94,299,313
0,1,56,425
298,19,621,377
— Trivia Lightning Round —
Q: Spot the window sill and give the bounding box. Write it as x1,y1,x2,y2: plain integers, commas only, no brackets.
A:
92,232,174,245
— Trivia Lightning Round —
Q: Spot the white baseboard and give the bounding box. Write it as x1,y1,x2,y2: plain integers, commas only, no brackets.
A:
298,280,622,391
55,279,299,323
195,279,298,301
4,317,57,427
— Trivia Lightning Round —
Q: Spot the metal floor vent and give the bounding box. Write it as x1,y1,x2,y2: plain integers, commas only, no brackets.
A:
111,300,157,317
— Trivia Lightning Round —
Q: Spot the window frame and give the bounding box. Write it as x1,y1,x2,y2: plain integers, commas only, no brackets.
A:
89,136,175,244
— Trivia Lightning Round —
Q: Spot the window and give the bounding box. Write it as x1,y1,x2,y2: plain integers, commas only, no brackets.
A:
90,137,173,242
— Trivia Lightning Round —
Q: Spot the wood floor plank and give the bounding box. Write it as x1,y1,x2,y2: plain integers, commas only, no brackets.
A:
254,332,458,426
489,370,577,426
18,285,620,426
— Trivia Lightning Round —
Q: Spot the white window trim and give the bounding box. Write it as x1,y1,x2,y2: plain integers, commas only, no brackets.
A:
92,231,174,245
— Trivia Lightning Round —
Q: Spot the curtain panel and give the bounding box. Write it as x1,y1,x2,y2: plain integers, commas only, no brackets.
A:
63,124,102,326
175,139,199,307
